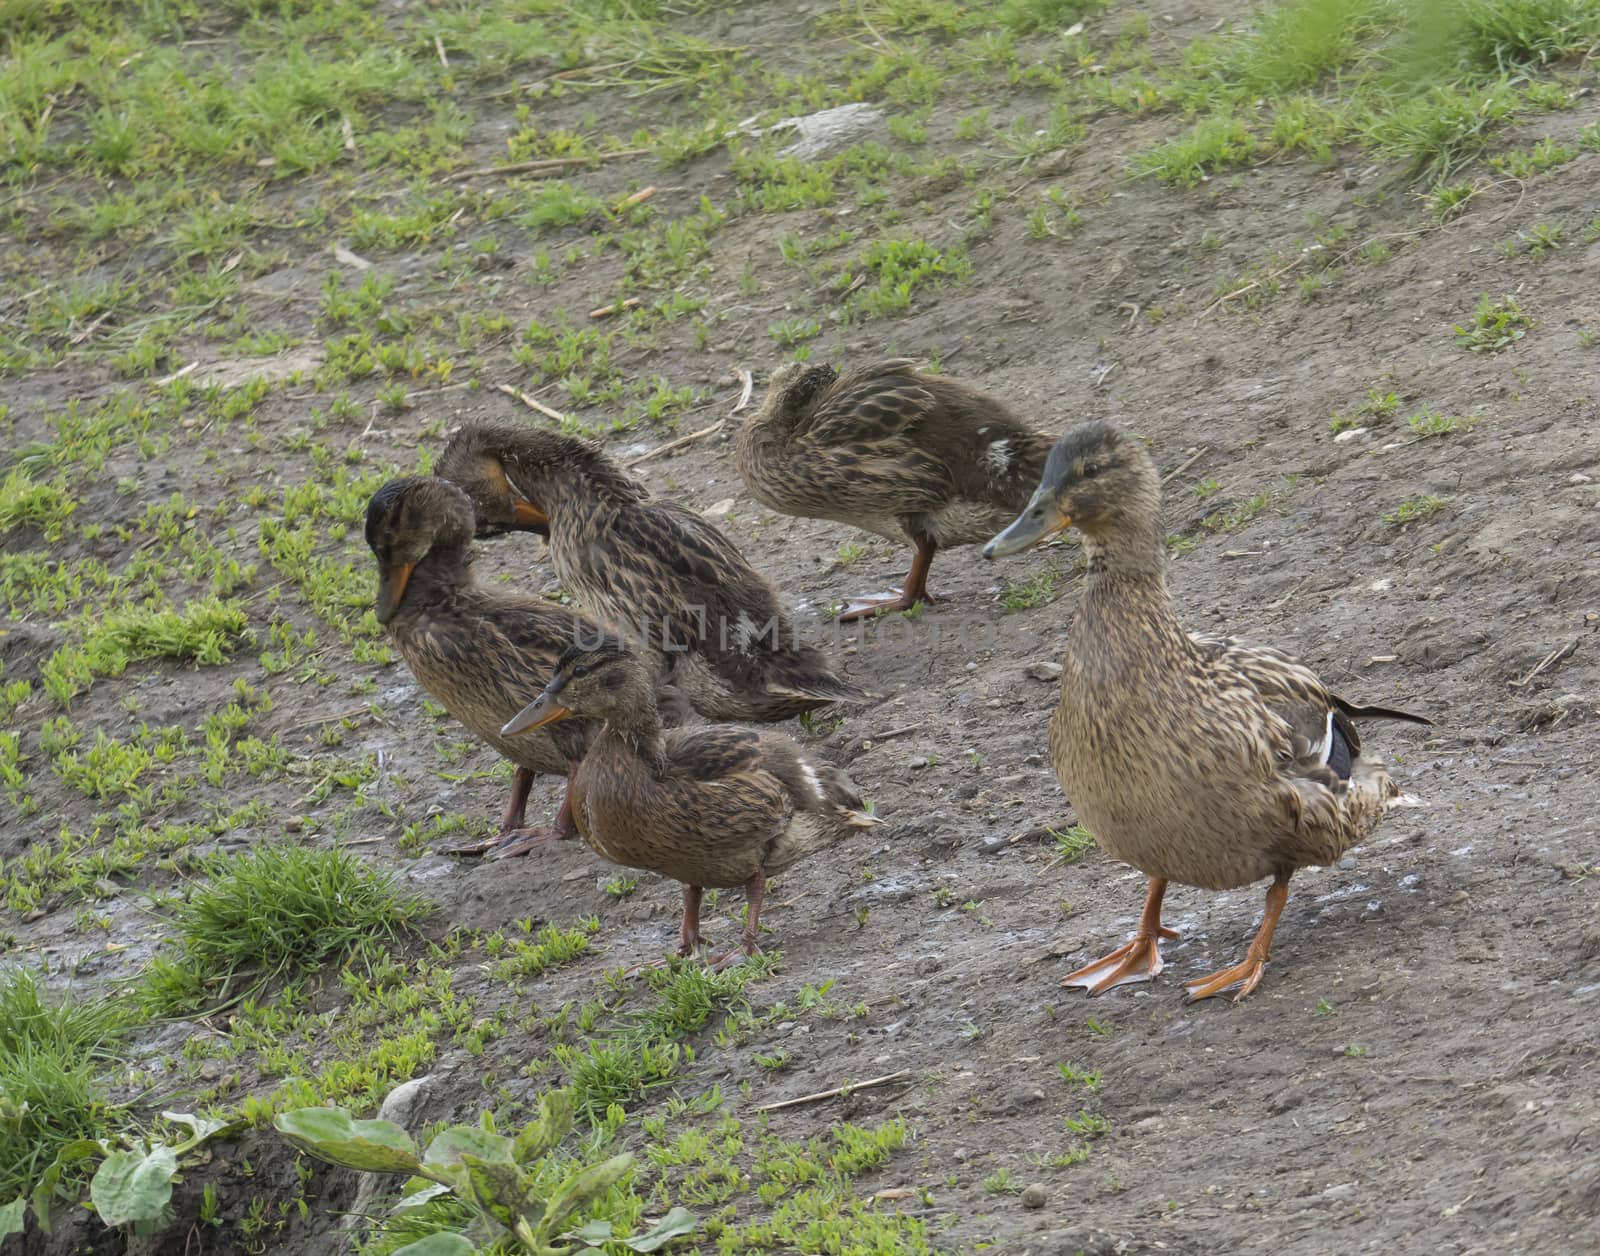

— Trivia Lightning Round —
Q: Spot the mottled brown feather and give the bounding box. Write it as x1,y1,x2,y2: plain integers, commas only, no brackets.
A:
437,422,873,722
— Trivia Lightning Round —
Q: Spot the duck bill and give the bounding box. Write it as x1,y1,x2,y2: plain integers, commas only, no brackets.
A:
502,689,573,736
374,561,415,624
983,490,1071,559
511,495,549,537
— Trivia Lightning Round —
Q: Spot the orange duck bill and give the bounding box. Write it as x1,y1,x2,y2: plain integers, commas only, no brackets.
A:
502,685,573,735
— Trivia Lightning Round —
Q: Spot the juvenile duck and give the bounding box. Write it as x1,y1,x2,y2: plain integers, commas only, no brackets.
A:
984,425,1430,1001
366,475,605,859
437,422,873,723
736,359,1056,620
502,640,880,967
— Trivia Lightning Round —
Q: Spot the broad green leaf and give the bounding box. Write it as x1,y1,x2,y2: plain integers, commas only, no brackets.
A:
31,1140,105,1235
512,1091,574,1162
160,1110,243,1151
423,1125,514,1172
0,1197,25,1241
392,1233,477,1256
90,1146,178,1228
394,1181,454,1211
622,1207,699,1253
274,1108,422,1174
459,1154,528,1231
568,1218,613,1246
542,1153,633,1230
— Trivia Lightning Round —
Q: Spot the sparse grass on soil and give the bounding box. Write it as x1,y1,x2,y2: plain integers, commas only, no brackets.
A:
2,0,1597,1251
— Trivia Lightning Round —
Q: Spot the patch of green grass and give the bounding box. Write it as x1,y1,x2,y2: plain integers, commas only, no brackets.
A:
1203,487,1278,532
1132,112,1255,187
1001,559,1062,612
0,467,77,540
840,237,972,320
141,843,431,1013
1386,495,1449,525
40,597,250,707
1454,294,1532,351
1407,411,1474,438
0,966,135,1198
491,919,598,981
1361,82,1517,182
1050,824,1095,863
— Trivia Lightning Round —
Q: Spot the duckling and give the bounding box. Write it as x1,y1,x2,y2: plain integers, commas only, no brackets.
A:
366,475,607,860
436,422,874,723
502,640,880,967
984,424,1430,1001
736,359,1056,620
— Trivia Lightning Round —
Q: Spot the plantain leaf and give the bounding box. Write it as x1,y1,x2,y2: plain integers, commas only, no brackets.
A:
423,1125,514,1172
0,1197,25,1241
512,1090,574,1162
622,1206,699,1252
392,1232,477,1256
90,1146,178,1228
542,1153,633,1231
273,1108,422,1175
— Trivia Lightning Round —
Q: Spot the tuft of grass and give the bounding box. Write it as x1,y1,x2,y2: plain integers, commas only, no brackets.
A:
0,467,78,539
1454,294,1532,351
1132,113,1256,187
1386,495,1449,525
0,967,135,1198
1001,559,1063,612
1051,825,1095,864
1361,82,1517,182
1407,411,1474,438
142,843,431,1013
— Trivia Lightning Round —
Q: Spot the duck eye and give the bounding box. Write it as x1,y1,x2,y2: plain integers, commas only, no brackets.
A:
1082,462,1102,478
570,664,590,679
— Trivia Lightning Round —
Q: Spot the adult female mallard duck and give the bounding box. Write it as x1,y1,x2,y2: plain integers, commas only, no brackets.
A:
366,475,607,859
984,424,1430,1001
502,640,880,967
436,422,873,723
735,359,1056,620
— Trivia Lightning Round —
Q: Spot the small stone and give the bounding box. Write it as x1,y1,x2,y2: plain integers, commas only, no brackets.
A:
1333,427,1368,443
1569,472,1592,484
979,836,1009,856
1021,1183,1048,1209
283,815,306,833
1026,661,1064,682
703,498,736,518
1131,1116,1163,1134
909,756,931,769
1338,856,1357,870
914,955,942,975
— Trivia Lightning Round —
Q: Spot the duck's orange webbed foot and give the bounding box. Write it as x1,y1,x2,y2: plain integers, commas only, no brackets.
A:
837,590,933,622
1061,878,1175,996
1182,873,1290,1005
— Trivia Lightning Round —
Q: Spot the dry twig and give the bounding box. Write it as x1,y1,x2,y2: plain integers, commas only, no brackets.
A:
497,383,569,425
443,148,650,184
750,1070,912,1114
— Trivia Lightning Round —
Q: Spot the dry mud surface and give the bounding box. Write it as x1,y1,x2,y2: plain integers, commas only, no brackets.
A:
3,2,1599,1253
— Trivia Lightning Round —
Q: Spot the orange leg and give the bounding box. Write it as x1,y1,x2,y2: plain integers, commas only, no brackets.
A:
706,871,766,971
838,535,939,622
1062,878,1179,995
447,766,579,858
678,885,705,958
1183,875,1290,1004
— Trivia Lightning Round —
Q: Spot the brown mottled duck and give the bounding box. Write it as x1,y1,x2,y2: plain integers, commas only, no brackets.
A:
366,475,609,860
736,359,1056,620
436,422,874,723
502,639,881,967
984,424,1430,1001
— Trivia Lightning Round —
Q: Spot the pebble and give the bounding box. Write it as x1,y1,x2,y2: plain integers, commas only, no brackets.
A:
979,836,1009,856
1021,1183,1048,1209
914,955,942,975
283,816,304,832
1332,427,1368,443
1569,472,1592,484
1338,856,1357,870
702,498,736,518
1026,661,1064,682
909,756,932,769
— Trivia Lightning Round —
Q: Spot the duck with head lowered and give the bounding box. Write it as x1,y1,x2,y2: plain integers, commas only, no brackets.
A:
436,421,874,724
985,423,1430,1002
502,639,881,967
736,359,1057,620
366,475,610,859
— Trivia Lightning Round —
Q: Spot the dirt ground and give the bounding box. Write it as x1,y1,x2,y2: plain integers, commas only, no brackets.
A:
4,1,1599,1253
